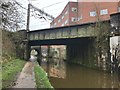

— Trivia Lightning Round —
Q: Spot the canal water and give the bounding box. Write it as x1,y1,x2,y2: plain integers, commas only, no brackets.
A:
40,58,120,88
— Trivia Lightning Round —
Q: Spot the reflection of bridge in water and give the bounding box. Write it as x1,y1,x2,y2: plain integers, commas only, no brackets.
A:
38,56,119,88
49,61,120,88
41,57,66,79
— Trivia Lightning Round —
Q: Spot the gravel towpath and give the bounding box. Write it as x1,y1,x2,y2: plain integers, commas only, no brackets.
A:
13,61,36,88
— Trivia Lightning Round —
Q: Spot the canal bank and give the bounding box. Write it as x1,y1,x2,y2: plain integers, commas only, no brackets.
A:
2,56,53,89
34,61,53,88
2,58,26,88
13,61,36,88
12,60,53,88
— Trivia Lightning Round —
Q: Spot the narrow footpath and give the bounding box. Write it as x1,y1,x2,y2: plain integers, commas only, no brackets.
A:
13,61,36,88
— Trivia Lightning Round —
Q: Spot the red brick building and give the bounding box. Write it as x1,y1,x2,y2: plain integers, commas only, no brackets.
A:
50,2,78,27
50,1,120,27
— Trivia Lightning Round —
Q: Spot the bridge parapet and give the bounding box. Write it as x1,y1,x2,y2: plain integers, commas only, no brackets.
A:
28,23,99,41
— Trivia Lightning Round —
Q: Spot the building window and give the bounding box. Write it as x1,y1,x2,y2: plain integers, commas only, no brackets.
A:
54,23,56,26
71,17,77,22
118,7,120,12
62,15,64,19
65,19,68,24
58,19,61,23
78,15,82,21
50,24,54,28
90,11,96,17
100,9,108,15
65,10,68,15
61,23,64,26
72,7,77,12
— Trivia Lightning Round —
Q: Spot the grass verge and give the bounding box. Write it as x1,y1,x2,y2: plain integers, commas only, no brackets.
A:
34,62,53,89
2,58,26,88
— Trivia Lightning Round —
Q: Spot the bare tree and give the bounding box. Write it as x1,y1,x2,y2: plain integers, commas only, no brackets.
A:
90,2,110,70
0,1,25,31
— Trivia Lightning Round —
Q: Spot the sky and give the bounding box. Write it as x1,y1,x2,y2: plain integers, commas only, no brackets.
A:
16,0,77,30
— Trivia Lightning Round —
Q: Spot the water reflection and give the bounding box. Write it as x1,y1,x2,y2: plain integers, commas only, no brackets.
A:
50,63,119,88
40,58,120,88
41,58,66,79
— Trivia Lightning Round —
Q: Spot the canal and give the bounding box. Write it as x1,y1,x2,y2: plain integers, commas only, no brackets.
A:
40,58,120,88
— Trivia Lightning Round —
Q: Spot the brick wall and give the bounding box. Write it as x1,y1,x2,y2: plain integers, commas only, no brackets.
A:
50,1,120,27
78,2,119,24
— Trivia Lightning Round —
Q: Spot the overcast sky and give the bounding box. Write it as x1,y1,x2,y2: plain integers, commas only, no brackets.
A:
17,0,77,30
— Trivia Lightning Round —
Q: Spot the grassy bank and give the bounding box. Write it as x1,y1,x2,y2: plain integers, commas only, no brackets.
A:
2,58,26,88
34,62,53,89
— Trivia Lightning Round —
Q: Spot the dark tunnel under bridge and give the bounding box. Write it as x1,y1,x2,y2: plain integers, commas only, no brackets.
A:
29,37,96,68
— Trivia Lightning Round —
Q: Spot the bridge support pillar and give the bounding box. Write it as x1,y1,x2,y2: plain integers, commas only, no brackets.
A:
34,47,42,65
66,45,71,61
25,42,31,60
66,44,82,63
66,38,96,67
